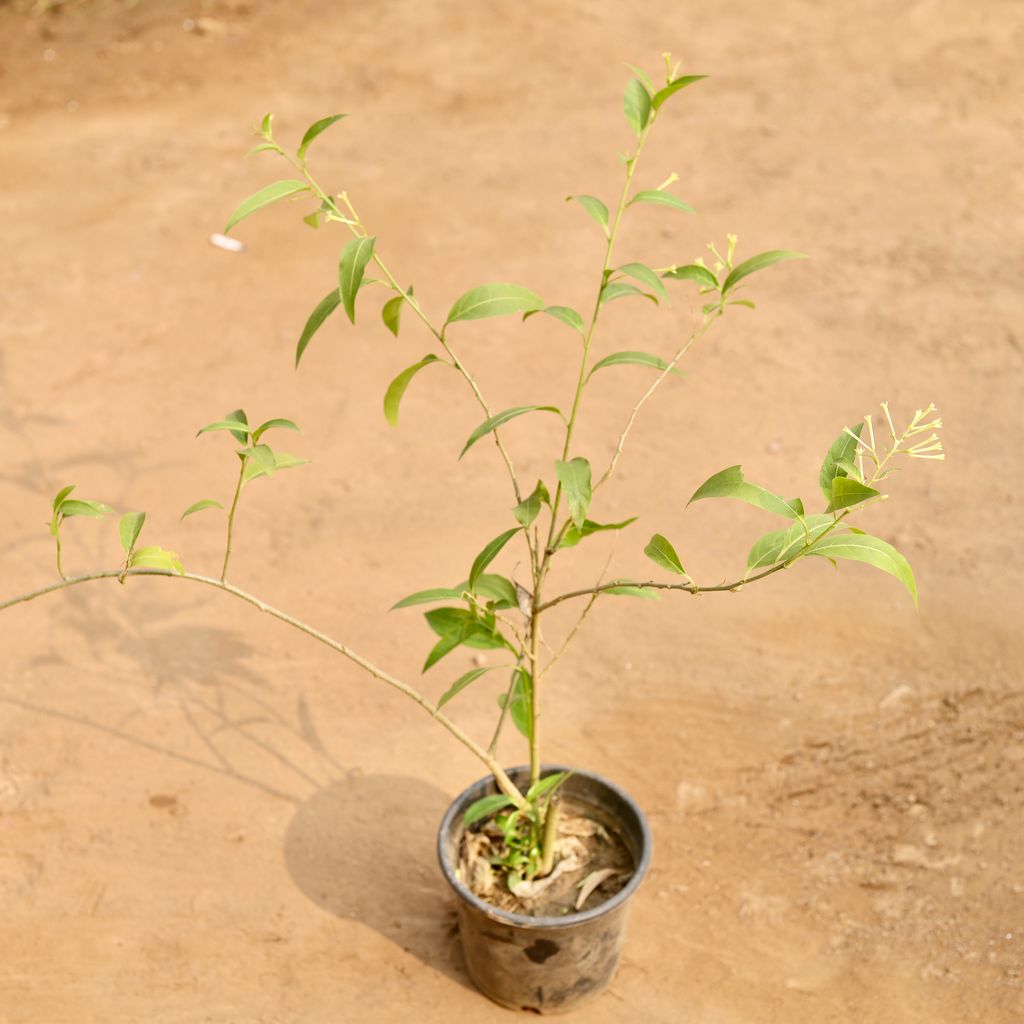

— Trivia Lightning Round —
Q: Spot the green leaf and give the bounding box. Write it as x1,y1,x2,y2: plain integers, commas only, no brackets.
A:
438,666,501,709
554,457,592,531
643,533,686,575
59,499,113,519
662,263,719,289
445,283,544,324
746,514,835,570
721,250,808,297
181,499,224,520
224,409,249,445
819,422,864,501
424,607,477,638
463,793,515,827
383,354,442,427
615,262,669,302
381,288,411,338
246,142,279,159
259,112,273,137
197,418,252,442
512,479,550,529
689,465,803,519
472,573,518,609
588,350,678,379
52,484,76,511
297,114,347,161
523,305,586,336
828,477,881,512
251,418,299,443
460,405,562,459
628,190,695,214
118,511,145,554
526,771,569,803
270,451,307,470
651,74,707,110
559,517,637,549
624,77,652,136
624,63,655,93
505,667,533,739
338,236,377,324
605,583,660,599
422,633,462,671
198,409,249,445
391,586,464,610
469,528,521,589
599,281,657,306
422,610,507,670
225,180,309,234
240,444,277,477
806,532,918,607
243,450,308,481
568,195,609,234
296,289,341,367
128,545,184,574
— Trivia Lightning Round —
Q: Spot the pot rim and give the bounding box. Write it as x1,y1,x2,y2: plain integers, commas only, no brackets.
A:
437,764,652,930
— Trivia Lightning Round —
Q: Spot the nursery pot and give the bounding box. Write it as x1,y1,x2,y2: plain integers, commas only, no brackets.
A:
438,765,652,1014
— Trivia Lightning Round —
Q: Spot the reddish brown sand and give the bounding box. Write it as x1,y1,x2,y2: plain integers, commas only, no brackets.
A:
1,2,1021,1020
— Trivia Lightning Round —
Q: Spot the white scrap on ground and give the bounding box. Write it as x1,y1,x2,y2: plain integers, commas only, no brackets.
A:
209,233,246,253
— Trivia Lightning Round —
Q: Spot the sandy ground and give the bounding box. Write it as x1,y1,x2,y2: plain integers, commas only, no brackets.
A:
1,1,1022,1020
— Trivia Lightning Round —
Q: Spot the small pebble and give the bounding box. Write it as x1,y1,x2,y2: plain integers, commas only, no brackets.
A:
879,684,917,711
676,781,717,815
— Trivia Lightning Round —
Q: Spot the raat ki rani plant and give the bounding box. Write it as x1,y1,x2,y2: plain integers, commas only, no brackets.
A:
1,56,944,919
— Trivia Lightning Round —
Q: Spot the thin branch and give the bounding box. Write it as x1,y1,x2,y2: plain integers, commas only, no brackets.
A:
0,568,527,809
594,312,718,492
535,562,790,613
537,554,612,683
296,165,525,506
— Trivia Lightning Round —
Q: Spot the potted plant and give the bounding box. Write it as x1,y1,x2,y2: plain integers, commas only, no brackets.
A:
0,56,943,1013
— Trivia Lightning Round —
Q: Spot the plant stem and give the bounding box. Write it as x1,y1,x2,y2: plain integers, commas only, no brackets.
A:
220,458,247,582
0,569,528,810
528,119,656,787
487,663,521,757
528,606,541,787
538,793,561,877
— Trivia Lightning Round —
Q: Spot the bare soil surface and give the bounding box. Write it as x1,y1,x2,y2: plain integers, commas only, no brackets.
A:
1,1,1021,1021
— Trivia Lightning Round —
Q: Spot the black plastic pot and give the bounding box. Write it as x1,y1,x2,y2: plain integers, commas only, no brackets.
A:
437,765,652,1014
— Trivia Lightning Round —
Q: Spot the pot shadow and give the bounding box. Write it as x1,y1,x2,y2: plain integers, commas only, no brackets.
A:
283,773,474,990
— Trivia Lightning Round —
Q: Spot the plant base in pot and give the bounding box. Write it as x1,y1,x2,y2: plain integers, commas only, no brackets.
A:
438,766,652,1014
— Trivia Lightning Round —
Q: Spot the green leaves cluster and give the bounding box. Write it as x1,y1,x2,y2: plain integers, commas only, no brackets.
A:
188,409,306,510
393,526,523,676
48,486,183,580
462,770,570,889
117,510,182,576
644,422,917,605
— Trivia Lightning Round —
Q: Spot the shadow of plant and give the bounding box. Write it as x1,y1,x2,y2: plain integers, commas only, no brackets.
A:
283,773,472,990
5,590,471,986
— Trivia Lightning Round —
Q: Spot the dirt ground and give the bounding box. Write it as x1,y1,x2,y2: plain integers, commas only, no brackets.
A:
1,1,1021,1020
